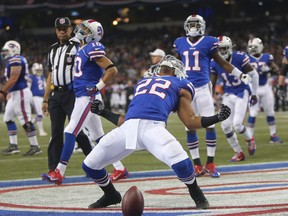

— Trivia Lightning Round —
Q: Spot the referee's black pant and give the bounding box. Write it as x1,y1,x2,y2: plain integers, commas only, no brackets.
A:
47,89,92,171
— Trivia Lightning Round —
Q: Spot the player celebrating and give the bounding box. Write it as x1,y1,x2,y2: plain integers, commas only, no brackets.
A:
83,55,231,209
28,63,48,136
210,36,259,162
246,38,283,143
0,40,42,156
173,14,252,177
41,19,127,184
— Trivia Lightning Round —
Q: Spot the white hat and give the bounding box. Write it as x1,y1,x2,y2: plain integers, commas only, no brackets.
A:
149,48,165,57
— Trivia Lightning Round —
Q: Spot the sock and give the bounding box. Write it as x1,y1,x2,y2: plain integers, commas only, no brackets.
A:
240,126,252,140
26,123,38,146
60,132,76,162
172,158,195,185
28,136,39,147
82,162,110,186
247,116,256,137
6,121,18,145
206,129,216,157
226,131,242,153
112,161,125,171
56,162,67,176
267,116,276,136
187,132,200,161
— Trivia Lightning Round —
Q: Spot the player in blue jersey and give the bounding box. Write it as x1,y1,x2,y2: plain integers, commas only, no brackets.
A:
246,38,283,144
278,46,288,106
210,36,259,162
82,55,231,209
28,63,48,136
41,19,127,185
173,14,252,177
0,40,42,156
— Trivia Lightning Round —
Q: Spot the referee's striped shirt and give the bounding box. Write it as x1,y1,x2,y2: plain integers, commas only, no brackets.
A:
47,38,79,86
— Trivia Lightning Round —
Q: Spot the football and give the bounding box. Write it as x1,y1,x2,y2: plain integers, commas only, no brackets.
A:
121,186,144,216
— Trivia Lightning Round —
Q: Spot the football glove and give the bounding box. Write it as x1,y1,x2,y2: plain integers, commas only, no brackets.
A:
86,86,99,95
217,104,231,121
240,73,252,85
249,95,258,107
91,99,105,115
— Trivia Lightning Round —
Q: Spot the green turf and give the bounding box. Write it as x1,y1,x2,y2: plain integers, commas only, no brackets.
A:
0,111,287,181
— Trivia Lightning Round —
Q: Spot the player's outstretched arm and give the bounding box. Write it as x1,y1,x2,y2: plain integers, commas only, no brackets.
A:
90,99,125,126
177,89,231,130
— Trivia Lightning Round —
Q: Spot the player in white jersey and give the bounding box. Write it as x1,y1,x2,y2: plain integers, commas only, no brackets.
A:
173,14,252,177
27,63,48,136
83,55,231,209
210,36,259,162
246,38,283,143
41,19,127,185
0,40,42,156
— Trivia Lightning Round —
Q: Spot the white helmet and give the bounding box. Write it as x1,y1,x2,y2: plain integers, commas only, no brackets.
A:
247,37,263,56
74,19,104,44
155,55,187,80
1,40,21,59
32,63,44,76
218,36,233,60
184,14,206,37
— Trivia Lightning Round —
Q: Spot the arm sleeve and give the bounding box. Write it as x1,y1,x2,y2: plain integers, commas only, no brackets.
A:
248,69,259,95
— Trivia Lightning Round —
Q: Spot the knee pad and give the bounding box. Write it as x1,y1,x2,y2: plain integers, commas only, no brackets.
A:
23,122,36,133
6,121,17,131
172,158,193,179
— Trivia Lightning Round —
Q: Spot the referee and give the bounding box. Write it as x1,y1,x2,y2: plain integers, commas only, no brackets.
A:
42,17,92,174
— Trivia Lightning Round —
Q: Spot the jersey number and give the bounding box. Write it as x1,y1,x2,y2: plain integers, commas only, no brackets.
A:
74,56,82,77
134,78,171,99
183,50,201,71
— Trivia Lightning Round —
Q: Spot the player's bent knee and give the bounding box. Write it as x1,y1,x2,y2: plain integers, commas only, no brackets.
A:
233,123,243,134
171,158,193,178
22,122,36,133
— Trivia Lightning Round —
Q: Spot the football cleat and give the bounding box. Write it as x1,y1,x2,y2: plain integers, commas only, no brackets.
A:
205,162,220,178
189,186,210,209
110,168,129,181
23,146,42,156
246,137,256,155
194,165,205,177
39,131,48,136
230,152,245,162
270,134,283,144
41,169,64,185
88,191,122,208
1,144,20,155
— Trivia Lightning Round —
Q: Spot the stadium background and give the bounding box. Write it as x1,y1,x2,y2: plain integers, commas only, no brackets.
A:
0,0,287,182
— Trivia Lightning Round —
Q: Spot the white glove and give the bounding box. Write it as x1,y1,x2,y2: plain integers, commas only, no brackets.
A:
240,73,252,84
260,64,270,73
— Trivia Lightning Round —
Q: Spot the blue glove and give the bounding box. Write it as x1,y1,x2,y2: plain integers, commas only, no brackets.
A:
249,95,258,106
86,86,99,95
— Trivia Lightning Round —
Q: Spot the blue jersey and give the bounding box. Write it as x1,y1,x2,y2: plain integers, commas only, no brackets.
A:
125,76,195,123
249,53,273,86
73,41,106,97
4,55,28,92
29,74,45,97
210,51,251,98
173,36,219,87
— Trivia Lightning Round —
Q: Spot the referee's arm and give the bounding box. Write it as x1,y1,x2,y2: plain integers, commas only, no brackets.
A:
95,56,118,87
42,71,52,117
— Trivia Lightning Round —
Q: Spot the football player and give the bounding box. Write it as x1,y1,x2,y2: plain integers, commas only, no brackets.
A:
210,36,259,162
27,63,48,136
246,38,283,143
173,14,252,177
0,40,42,156
83,55,231,209
41,19,128,185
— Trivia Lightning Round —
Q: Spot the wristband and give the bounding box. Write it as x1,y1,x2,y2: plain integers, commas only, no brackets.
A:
231,67,242,78
43,100,48,104
96,80,105,91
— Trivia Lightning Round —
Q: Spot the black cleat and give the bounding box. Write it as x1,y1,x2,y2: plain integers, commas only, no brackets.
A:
189,186,210,209
88,191,122,208
2,144,20,155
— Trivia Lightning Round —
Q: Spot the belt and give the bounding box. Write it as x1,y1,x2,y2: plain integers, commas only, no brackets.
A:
54,84,72,92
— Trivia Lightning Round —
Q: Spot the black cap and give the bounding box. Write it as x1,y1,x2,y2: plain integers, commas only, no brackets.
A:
55,17,71,28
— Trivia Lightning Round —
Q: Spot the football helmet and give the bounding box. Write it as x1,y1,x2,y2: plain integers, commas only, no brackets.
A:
247,38,263,56
74,19,104,43
156,55,187,79
184,14,206,37
32,63,44,76
218,36,233,60
1,40,21,59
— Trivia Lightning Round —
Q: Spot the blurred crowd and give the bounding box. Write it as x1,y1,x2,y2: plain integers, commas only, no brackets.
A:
0,22,287,113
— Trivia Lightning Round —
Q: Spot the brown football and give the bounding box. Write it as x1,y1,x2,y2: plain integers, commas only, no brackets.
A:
121,186,144,216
